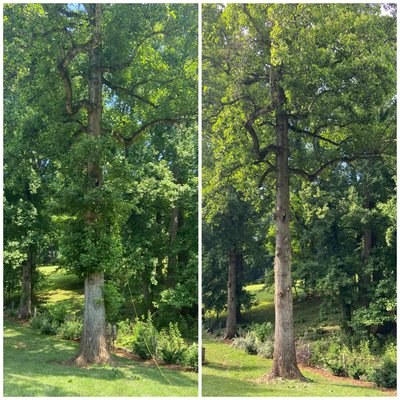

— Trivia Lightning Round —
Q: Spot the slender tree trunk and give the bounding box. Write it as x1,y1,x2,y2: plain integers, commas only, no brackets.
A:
224,249,237,339
359,229,372,306
236,253,243,323
18,248,33,319
74,4,111,365
358,191,374,306
167,206,179,287
270,70,304,380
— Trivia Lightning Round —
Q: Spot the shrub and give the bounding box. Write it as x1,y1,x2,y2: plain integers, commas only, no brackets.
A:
103,282,124,323
251,322,274,342
132,318,158,360
30,314,58,335
182,343,199,371
372,343,397,388
57,319,82,340
44,303,68,325
158,323,187,365
296,341,312,365
115,319,135,348
323,342,347,376
373,359,396,388
347,341,375,380
232,331,259,355
257,340,274,359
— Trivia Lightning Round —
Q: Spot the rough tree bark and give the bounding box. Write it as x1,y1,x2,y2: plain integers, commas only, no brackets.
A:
75,272,110,365
166,206,179,288
18,248,33,319
270,69,305,380
73,4,111,365
224,249,237,339
235,253,243,323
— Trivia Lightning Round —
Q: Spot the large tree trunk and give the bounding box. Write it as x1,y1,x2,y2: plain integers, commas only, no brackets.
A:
74,4,111,365
18,249,33,319
270,70,304,380
74,272,111,365
224,249,237,339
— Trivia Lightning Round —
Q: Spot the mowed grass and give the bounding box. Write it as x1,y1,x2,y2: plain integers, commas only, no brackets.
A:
36,266,84,311
202,336,392,397
243,284,340,334
4,320,198,397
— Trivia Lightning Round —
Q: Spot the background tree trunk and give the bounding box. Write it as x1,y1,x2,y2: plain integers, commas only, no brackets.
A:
270,70,304,380
166,206,179,288
74,4,111,365
18,248,32,319
235,253,243,323
225,249,237,339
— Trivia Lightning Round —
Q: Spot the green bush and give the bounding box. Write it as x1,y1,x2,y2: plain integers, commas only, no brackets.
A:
232,331,259,355
323,342,347,376
57,319,82,340
44,303,68,325
30,314,58,335
372,343,397,388
251,322,274,342
372,359,396,388
103,282,124,323
346,341,375,380
115,319,135,348
257,340,274,359
132,318,158,360
183,343,199,371
159,323,187,365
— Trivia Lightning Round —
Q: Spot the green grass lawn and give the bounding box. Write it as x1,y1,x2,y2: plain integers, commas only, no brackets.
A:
36,266,84,312
4,320,198,397
243,284,340,334
202,336,392,397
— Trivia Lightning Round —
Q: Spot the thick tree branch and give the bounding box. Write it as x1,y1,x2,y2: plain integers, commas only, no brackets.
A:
58,33,100,116
102,77,158,108
289,153,381,182
112,118,183,146
58,63,92,116
288,123,340,146
258,164,276,187
244,104,278,160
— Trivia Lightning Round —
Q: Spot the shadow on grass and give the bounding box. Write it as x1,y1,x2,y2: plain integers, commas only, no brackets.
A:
4,320,197,397
206,362,267,373
4,378,81,397
202,372,280,397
